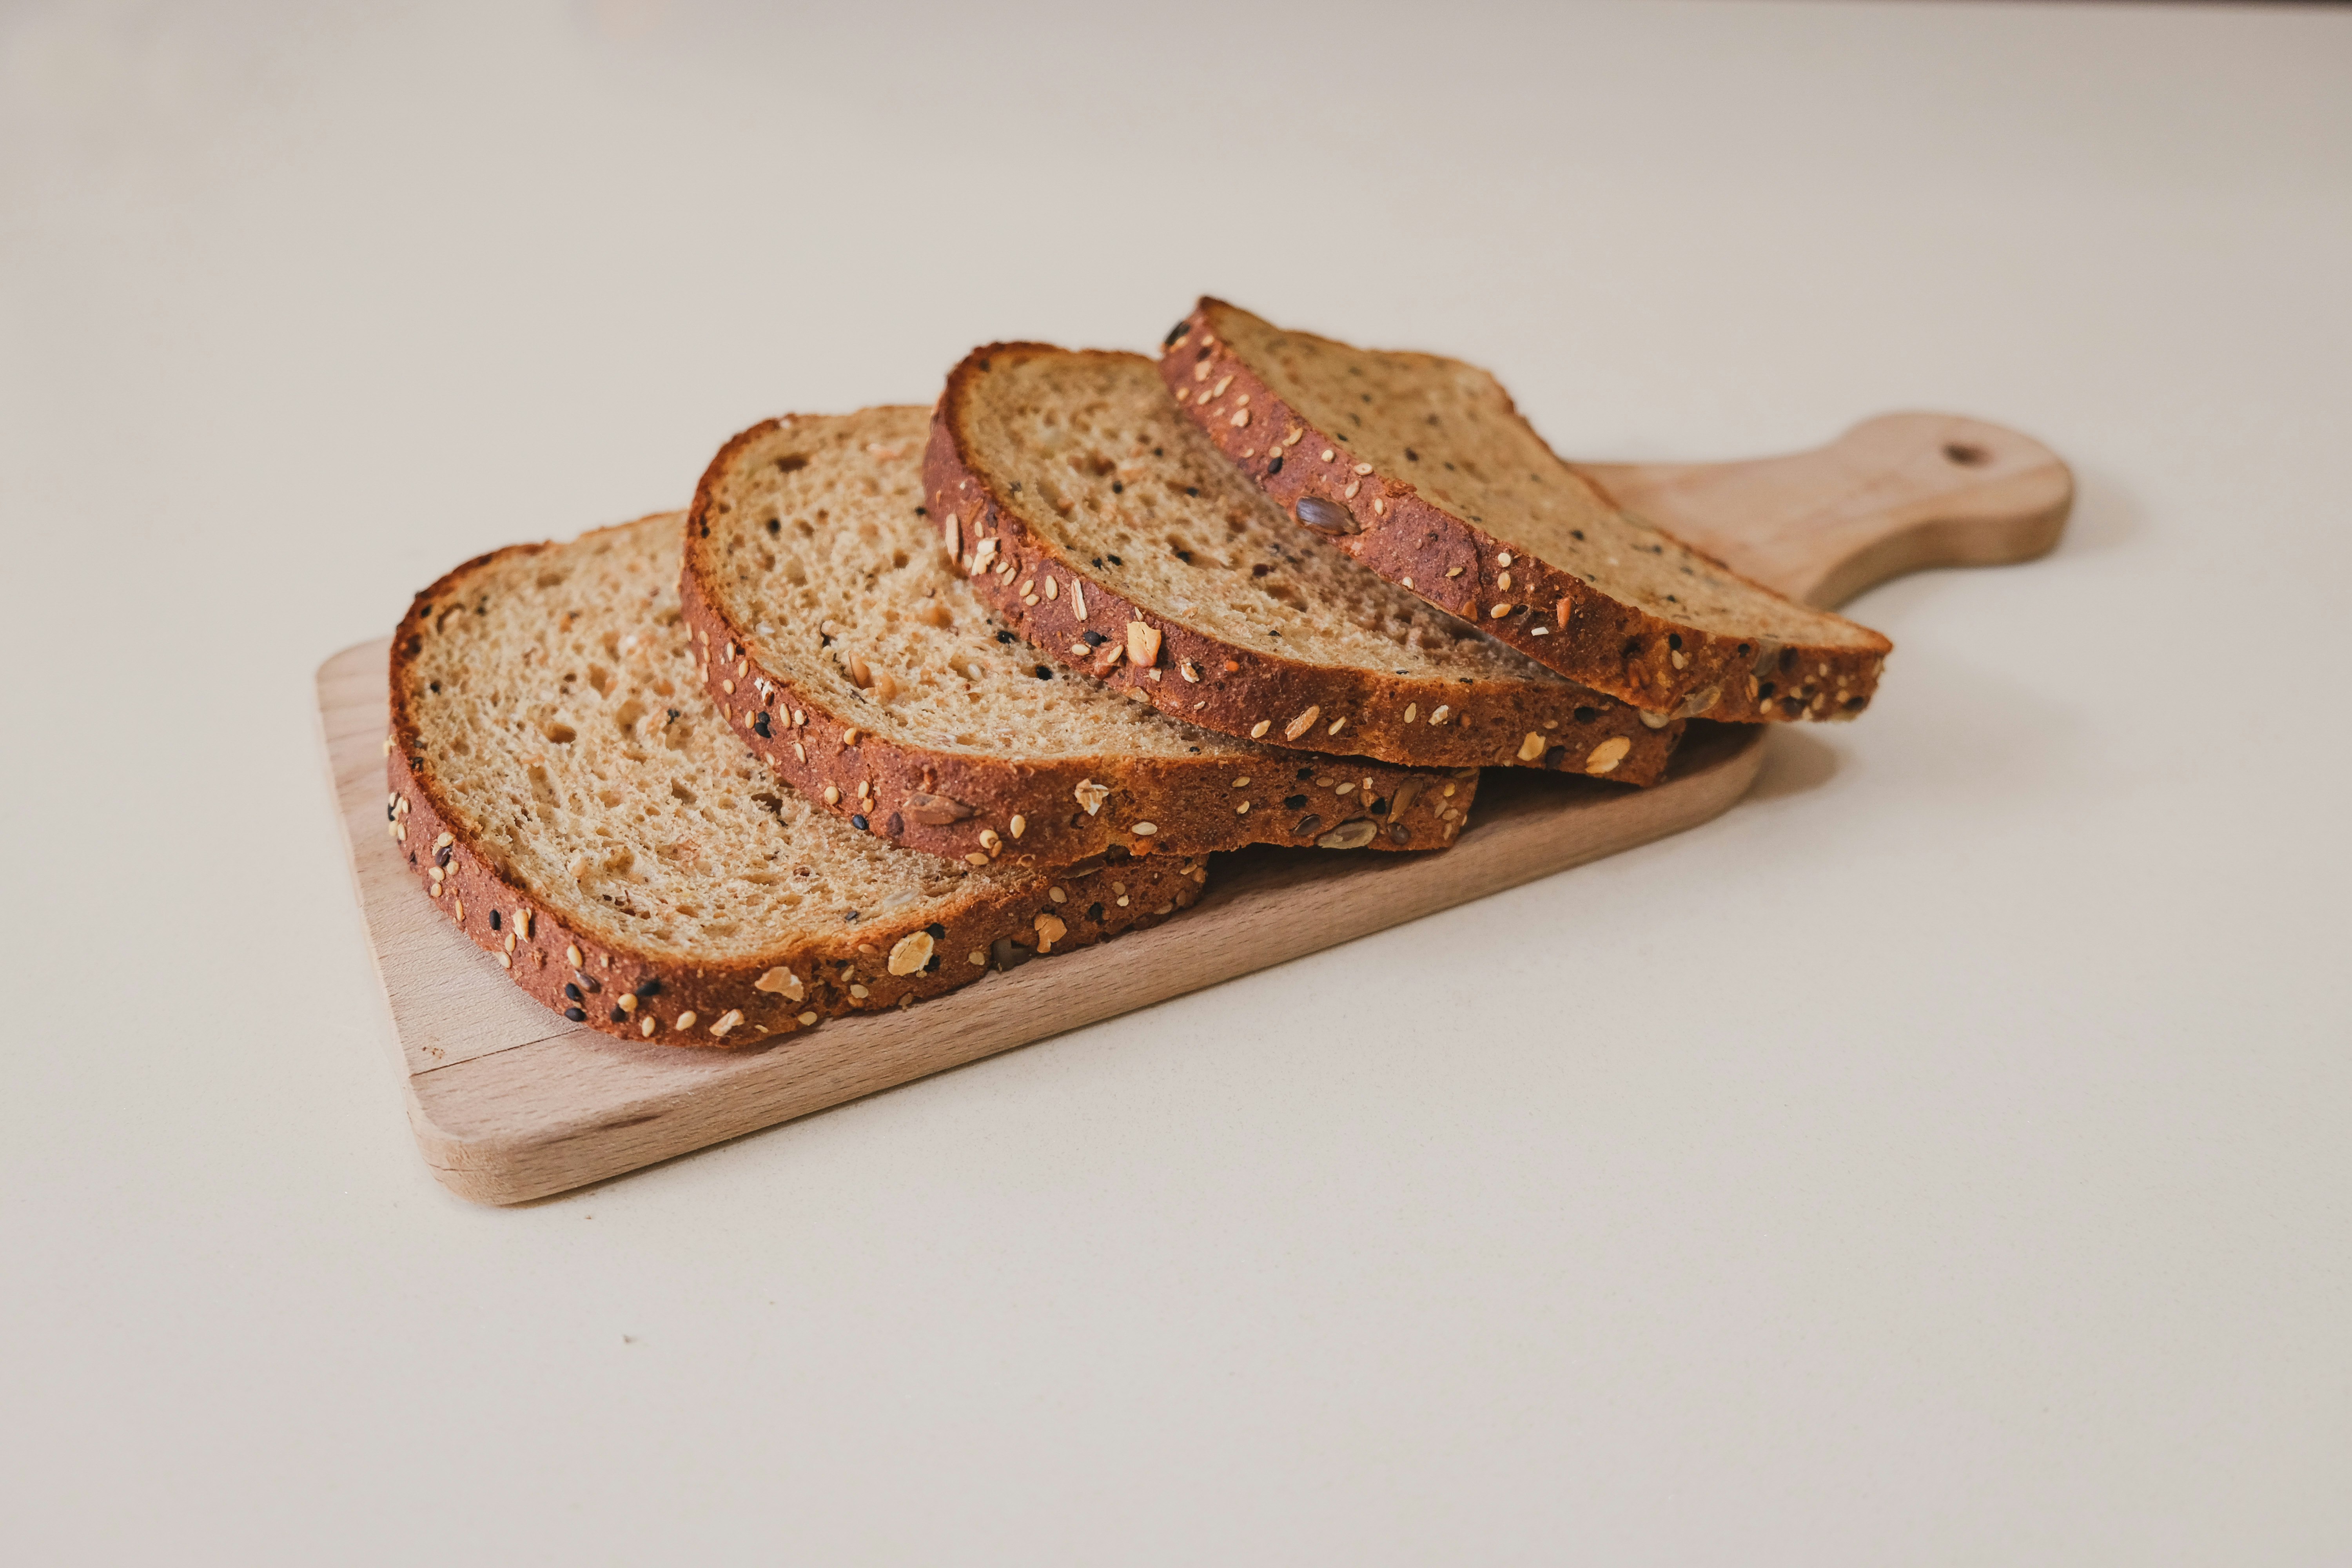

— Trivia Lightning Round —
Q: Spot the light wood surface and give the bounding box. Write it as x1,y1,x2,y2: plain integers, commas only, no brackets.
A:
320,416,2069,1203
1575,412,2074,609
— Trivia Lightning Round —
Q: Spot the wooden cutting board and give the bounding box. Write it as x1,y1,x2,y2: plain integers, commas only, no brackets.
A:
318,412,2071,1204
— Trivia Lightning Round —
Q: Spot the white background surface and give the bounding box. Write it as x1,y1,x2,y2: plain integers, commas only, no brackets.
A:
5,1,2348,1561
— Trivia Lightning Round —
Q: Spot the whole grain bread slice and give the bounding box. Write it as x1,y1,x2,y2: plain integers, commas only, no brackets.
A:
387,512,1205,1048
926,345,1683,784
1162,299,1893,724
682,406,1479,862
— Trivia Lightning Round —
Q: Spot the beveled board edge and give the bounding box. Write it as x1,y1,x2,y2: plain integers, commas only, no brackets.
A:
319,638,1762,1204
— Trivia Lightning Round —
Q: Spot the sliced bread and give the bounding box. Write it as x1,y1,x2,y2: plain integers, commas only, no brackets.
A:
925,345,1683,784
1161,299,1893,724
387,512,1207,1047
682,407,1480,861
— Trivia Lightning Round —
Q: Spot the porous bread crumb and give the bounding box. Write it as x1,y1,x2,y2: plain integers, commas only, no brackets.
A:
1192,301,1892,699
696,408,1418,775
395,515,1111,963
947,354,1570,684
689,408,1492,854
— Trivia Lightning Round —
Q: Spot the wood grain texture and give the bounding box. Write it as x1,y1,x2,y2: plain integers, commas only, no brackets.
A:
320,414,2071,1204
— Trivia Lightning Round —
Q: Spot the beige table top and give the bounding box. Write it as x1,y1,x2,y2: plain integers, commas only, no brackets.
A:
4,2,2347,1561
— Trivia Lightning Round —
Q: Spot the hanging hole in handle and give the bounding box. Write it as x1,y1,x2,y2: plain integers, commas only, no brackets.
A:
1943,442,1991,467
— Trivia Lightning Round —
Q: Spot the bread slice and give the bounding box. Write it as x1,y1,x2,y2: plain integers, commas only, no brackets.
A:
1162,299,1893,724
682,407,1480,862
387,513,1206,1047
925,345,1683,784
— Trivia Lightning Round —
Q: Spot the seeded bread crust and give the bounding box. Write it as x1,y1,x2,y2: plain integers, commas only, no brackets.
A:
387,526,1205,1049
926,345,1684,784
681,415,1480,863
1161,299,1892,724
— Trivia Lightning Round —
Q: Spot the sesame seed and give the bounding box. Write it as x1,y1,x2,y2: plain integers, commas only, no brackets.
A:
1009,814,1026,838
641,1016,657,1036
968,950,987,967
1344,480,1361,499
1498,571,1512,590
1283,705,1322,741
849,985,869,1000
798,1011,818,1025
1049,887,1066,903
434,831,453,849
1517,731,1548,762
1236,802,1250,814
1488,604,1512,618
1327,716,1347,736
675,1010,697,1030
1446,566,1463,578
1430,705,1452,725
965,852,989,866
1250,720,1271,738
497,953,512,969
1498,552,1514,567
823,786,840,805
1131,822,1158,836
1404,704,1418,722
1320,448,1335,462
567,944,583,966
1232,777,1251,788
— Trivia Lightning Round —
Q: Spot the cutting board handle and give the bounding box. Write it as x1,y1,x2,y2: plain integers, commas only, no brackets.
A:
1572,412,2074,610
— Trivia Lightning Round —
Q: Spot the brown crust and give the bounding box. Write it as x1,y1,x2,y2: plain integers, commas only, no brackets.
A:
386,529,1206,1050
681,420,1480,863
1163,299,1892,725
926,345,1684,785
